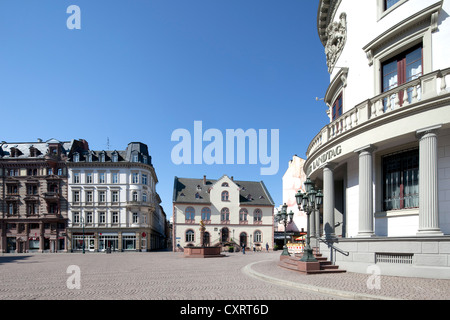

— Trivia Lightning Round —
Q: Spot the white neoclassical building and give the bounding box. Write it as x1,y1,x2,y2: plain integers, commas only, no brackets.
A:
304,0,450,278
172,175,275,251
66,142,166,252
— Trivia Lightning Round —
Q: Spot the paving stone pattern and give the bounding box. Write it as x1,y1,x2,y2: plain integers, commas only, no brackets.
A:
0,251,448,300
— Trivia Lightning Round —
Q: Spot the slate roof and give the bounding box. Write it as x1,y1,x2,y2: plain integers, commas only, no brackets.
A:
173,176,274,206
0,139,74,159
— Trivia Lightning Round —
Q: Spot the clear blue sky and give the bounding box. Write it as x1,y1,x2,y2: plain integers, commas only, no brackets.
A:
0,0,330,219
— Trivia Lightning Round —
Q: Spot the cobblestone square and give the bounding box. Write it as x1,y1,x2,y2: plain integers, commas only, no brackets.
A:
1,251,449,301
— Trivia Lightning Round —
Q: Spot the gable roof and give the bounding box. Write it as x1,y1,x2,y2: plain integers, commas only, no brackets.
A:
173,176,274,206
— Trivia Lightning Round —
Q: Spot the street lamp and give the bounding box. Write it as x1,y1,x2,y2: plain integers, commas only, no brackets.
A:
275,203,294,256
295,181,323,262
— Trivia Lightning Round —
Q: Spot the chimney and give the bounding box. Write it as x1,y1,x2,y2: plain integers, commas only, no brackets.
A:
231,176,234,181
203,175,206,185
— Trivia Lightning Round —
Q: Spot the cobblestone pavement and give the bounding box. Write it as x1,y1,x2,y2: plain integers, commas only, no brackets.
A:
0,251,449,300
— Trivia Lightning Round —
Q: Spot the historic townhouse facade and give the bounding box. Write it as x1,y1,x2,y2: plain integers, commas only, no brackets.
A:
0,139,86,253
67,142,166,252
172,175,275,251
304,0,450,278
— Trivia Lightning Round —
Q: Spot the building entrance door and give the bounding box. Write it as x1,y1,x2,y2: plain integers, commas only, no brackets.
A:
240,233,247,248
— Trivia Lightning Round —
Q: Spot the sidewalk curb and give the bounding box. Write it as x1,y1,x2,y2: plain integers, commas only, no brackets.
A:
242,260,401,300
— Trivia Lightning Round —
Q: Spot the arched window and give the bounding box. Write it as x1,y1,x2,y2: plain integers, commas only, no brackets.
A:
254,209,262,223
221,191,229,201
185,207,195,220
132,191,138,202
185,230,195,242
239,208,248,221
142,192,147,202
201,207,211,221
221,182,229,187
254,230,262,243
73,153,79,162
221,208,229,221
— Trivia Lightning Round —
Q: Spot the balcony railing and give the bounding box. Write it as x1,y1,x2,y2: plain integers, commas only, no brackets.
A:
307,68,450,158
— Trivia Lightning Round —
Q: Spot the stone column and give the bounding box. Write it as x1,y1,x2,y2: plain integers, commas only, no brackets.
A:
309,209,316,238
355,145,376,237
322,163,336,239
416,125,443,236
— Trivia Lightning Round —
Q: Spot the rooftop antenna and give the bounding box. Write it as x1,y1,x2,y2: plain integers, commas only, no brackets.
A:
106,137,110,151
316,97,324,101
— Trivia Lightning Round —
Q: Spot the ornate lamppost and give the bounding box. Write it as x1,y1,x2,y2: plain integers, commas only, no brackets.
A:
295,178,323,262
276,203,294,256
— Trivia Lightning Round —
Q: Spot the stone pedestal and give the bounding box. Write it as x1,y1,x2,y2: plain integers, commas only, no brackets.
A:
184,246,225,258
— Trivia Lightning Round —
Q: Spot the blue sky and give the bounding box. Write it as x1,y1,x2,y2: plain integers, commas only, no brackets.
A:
0,0,330,218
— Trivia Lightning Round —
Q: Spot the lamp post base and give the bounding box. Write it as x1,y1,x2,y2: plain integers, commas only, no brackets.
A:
299,247,317,262
281,245,291,256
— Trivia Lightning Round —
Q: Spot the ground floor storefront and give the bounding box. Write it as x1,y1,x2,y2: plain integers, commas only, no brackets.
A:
0,220,67,253
67,229,166,252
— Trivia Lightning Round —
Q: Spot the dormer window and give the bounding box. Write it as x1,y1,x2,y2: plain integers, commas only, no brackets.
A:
73,153,79,162
112,153,118,163
87,153,92,162
143,156,148,164
132,154,138,163
100,153,105,162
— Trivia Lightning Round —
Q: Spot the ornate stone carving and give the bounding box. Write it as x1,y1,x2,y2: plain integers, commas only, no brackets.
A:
325,12,347,73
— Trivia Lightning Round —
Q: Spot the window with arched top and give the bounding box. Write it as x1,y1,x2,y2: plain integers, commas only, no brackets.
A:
254,230,262,243
221,191,229,201
201,207,211,221
221,182,229,187
239,208,248,221
185,207,195,221
185,230,195,242
221,208,229,222
254,209,262,223
132,191,138,202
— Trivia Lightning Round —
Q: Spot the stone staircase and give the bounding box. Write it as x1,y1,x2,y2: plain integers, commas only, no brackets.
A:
278,251,346,274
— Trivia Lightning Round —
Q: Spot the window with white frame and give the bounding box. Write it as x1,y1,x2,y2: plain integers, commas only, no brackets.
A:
142,174,147,185
99,172,105,184
86,212,93,224
73,212,80,224
142,192,147,203
112,211,119,224
99,191,106,203
112,191,119,203
254,230,262,243
99,212,106,224
186,230,195,242
86,173,93,184
132,173,139,184
73,172,80,184
86,191,93,203
132,191,138,202
133,212,138,224
112,172,119,184
73,191,80,203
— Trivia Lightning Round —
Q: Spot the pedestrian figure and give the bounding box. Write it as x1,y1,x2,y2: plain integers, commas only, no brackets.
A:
266,242,269,252
253,244,256,253
242,243,245,254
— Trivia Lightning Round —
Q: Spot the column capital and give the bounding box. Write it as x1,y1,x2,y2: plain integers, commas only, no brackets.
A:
319,161,338,171
354,144,376,154
416,124,442,140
